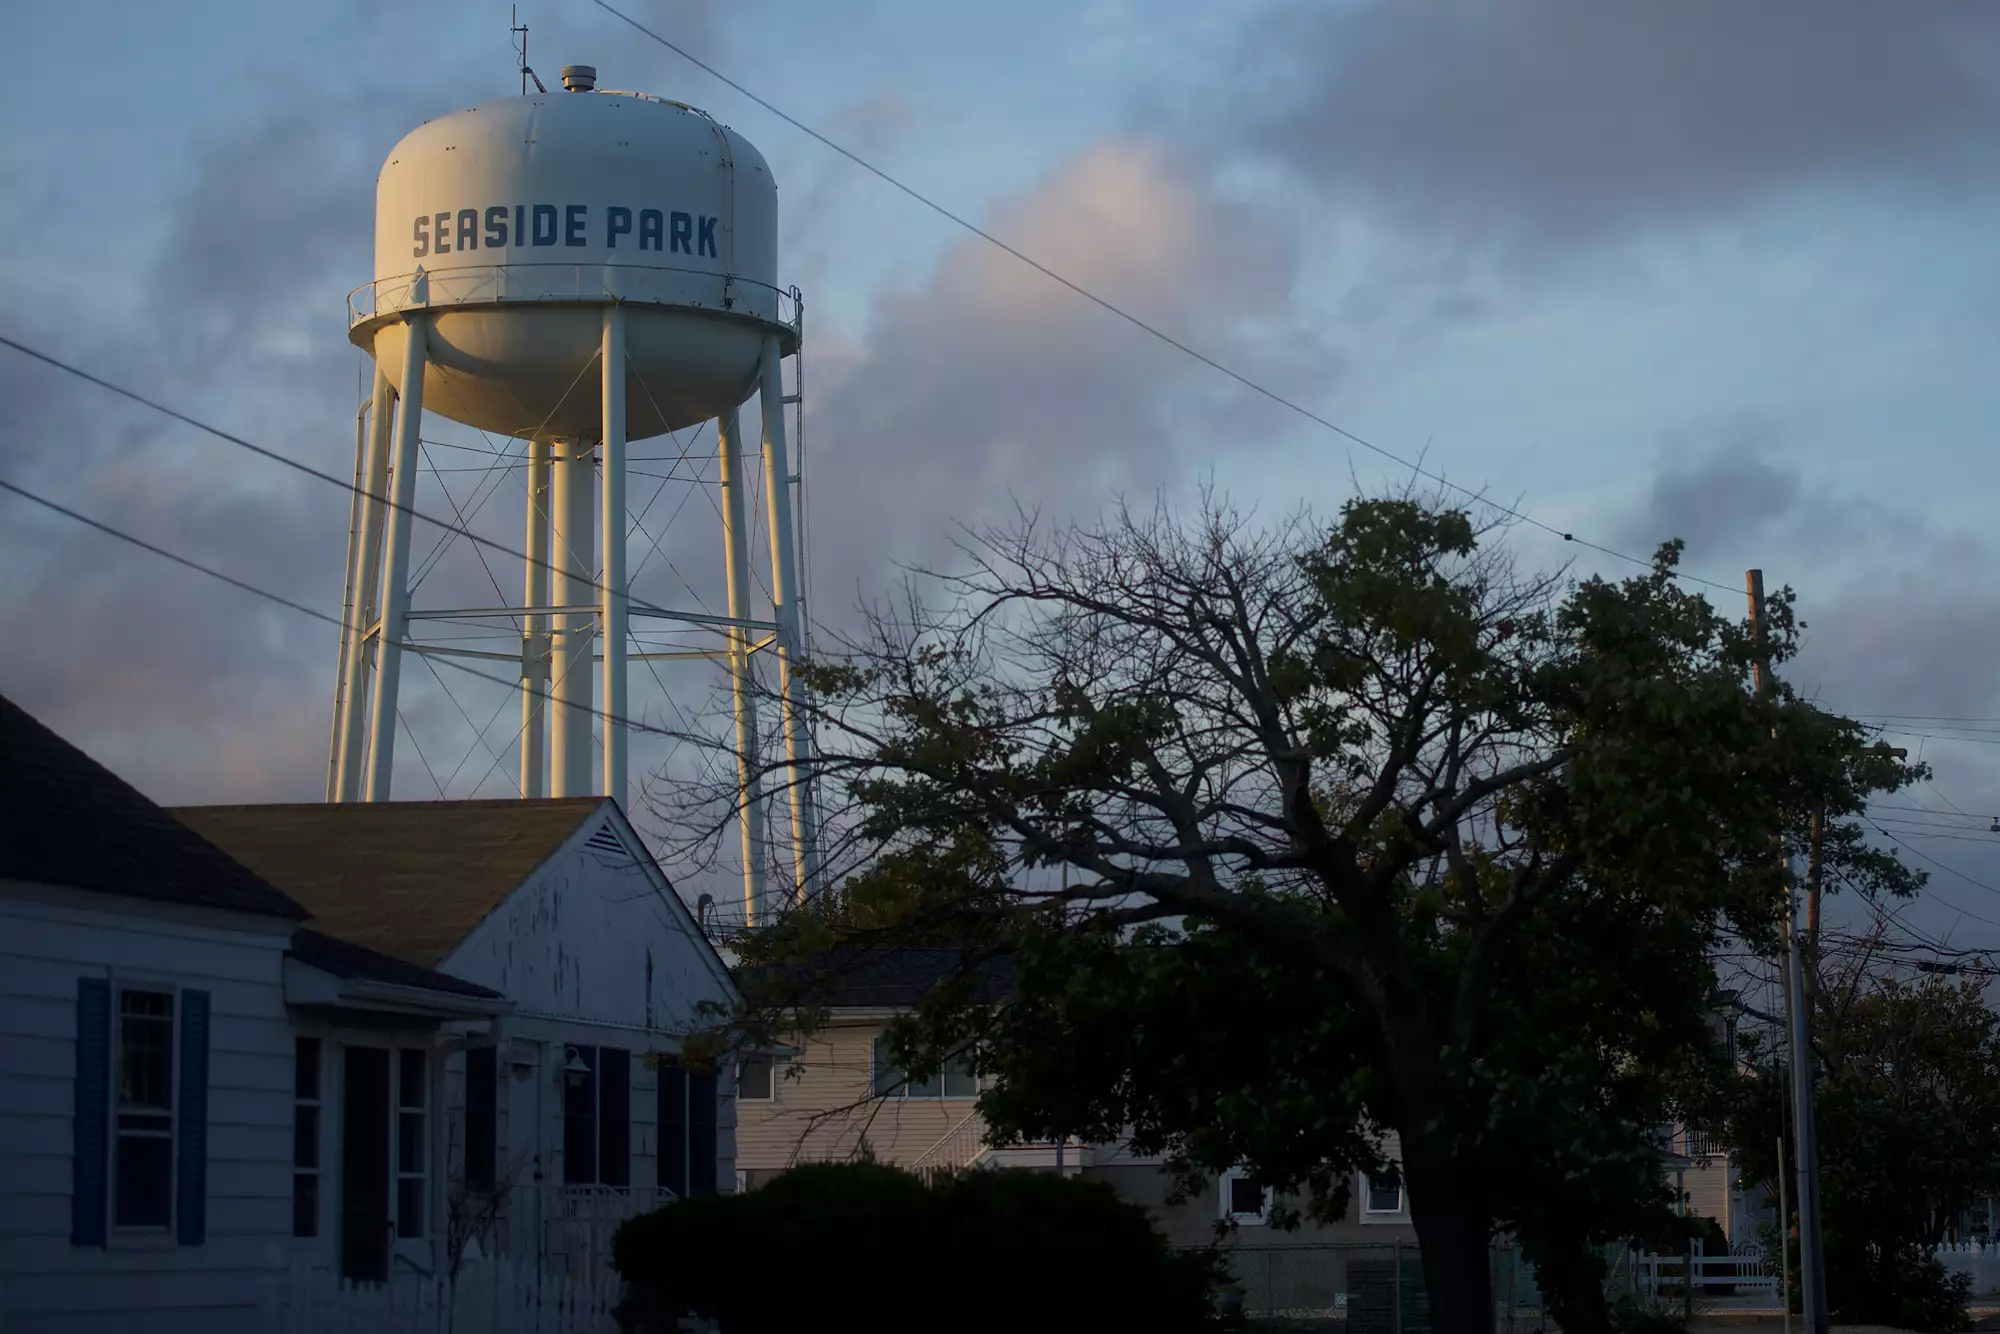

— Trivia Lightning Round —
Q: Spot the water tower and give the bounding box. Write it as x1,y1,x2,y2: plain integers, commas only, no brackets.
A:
325,64,814,921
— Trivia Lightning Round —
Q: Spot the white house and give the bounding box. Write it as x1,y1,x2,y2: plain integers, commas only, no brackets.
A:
175,797,743,1288
0,694,739,1333
1,693,315,1334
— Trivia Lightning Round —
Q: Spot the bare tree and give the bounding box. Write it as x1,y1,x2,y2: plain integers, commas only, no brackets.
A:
651,491,1917,1334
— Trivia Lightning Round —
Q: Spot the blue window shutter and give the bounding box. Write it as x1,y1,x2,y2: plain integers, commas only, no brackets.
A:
71,977,110,1247
176,989,210,1246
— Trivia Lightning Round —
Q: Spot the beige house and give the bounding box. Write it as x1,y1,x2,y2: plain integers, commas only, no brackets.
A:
731,949,1418,1250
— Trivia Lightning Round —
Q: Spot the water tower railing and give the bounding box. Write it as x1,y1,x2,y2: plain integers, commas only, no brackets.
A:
349,263,800,335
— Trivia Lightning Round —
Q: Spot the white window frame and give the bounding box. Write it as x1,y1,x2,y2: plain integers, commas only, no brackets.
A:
737,1054,776,1103
870,1032,978,1101
1360,1170,1407,1220
1220,1168,1272,1226
111,979,179,1238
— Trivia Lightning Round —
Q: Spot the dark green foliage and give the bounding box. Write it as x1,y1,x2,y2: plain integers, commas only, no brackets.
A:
691,497,1923,1334
612,1162,1219,1334
1711,972,2000,1332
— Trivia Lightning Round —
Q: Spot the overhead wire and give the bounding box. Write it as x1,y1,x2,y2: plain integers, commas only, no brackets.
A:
0,333,765,646
585,0,1742,598
0,473,697,748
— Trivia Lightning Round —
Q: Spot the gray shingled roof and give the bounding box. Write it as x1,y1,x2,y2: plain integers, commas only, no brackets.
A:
739,948,1014,1010
289,928,504,1000
0,693,307,921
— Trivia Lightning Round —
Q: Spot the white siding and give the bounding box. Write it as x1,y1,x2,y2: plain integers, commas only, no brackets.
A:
441,815,739,1199
441,820,735,1033
0,885,296,1334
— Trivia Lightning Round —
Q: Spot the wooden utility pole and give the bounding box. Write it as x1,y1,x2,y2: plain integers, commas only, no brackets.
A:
1747,569,1829,1334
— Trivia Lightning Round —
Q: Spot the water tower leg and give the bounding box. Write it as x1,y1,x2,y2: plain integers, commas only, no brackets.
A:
334,365,396,802
599,308,628,809
717,409,768,926
363,316,430,802
757,335,821,902
521,436,552,798
549,434,596,797
326,398,370,802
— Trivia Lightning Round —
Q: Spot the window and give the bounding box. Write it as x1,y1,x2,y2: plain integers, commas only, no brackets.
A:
464,1046,497,1193
396,1049,426,1238
657,1056,719,1198
293,1037,321,1237
1220,1169,1269,1225
562,1045,631,1187
1364,1173,1404,1215
738,1054,774,1102
115,989,174,1229
871,1033,977,1099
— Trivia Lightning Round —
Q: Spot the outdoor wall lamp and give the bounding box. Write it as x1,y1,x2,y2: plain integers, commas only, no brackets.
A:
563,1045,591,1087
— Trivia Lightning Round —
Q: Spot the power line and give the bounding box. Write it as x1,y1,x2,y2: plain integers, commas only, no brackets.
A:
586,0,1739,598
1871,826,2000,927
0,473,695,748
0,333,728,632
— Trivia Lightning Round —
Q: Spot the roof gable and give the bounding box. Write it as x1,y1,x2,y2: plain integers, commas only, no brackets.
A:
170,798,603,967
0,693,305,921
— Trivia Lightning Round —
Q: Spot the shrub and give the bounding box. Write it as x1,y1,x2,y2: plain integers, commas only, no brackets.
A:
612,1162,1217,1334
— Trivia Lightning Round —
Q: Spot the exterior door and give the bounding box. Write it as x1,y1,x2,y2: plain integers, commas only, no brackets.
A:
341,1046,391,1283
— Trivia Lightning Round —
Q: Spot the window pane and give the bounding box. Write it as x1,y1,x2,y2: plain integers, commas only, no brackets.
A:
870,1033,904,1098
1366,1178,1402,1212
657,1059,687,1197
118,991,173,1111
904,1069,940,1099
1228,1176,1264,1217
399,1050,426,1108
689,1070,718,1197
115,1134,172,1228
295,1037,321,1101
739,1055,773,1101
464,1047,497,1192
295,1104,320,1169
293,1172,319,1238
397,1177,424,1239
563,1047,598,1185
598,1048,630,1189
398,1111,425,1174
941,1055,977,1099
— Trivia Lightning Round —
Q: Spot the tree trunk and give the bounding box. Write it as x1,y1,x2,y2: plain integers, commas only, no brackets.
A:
1529,1239,1613,1334
1403,1143,1496,1334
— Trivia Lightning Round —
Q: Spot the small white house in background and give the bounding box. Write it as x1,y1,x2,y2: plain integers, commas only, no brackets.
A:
174,797,743,1283
0,694,740,1333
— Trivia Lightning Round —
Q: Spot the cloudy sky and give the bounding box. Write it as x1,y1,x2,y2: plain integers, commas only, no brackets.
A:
7,0,2000,949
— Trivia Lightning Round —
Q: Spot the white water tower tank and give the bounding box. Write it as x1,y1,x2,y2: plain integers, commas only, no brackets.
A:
350,71,790,440
333,67,818,929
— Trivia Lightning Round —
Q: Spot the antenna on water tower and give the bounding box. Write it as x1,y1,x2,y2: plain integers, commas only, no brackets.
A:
326,67,819,930
510,7,547,95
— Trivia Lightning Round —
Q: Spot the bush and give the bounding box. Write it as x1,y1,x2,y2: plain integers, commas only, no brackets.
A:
612,1162,1218,1334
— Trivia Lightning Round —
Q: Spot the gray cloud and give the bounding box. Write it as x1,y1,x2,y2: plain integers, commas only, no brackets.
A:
0,57,518,802
1249,0,2000,250
798,137,1308,609
1623,430,1799,555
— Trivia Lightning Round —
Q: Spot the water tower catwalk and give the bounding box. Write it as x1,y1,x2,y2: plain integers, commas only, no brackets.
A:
326,64,816,922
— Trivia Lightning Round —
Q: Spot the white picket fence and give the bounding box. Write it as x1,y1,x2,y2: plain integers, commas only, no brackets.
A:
1936,1241,2000,1295
274,1257,622,1334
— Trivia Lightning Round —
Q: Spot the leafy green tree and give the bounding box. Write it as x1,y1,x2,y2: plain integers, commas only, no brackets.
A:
667,496,1918,1334
1711,965,2000,1331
